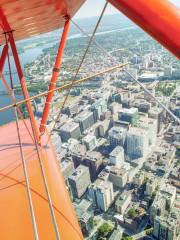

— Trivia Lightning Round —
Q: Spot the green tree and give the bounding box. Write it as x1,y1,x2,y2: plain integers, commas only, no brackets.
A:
127,208,137,219
145,228,153,235
97,223,113,239
122,236,133,240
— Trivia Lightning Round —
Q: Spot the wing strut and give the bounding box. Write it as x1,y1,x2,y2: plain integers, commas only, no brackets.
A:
108,0,180,59
40,16,70,134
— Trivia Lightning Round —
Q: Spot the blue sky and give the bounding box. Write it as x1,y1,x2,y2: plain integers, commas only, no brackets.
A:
75,0,180,19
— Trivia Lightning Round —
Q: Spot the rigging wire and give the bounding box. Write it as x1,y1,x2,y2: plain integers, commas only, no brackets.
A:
5,34,60,239
71,19,180,124
0,73,35,143
46,1,109,143
0,63,127,112
29,118,61,240
5,35,39,240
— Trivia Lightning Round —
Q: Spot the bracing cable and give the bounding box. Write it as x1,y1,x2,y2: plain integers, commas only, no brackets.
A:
71,19,180,124
46,2,109,143
5,34,39,240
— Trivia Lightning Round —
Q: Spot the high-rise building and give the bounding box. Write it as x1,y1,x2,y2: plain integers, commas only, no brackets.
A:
133,171,145,186
84,151,103,182
115,191,132,214
145,178,158,196
109,146,124,168
118,107,139,126
127,127,149,159
60,158,75,181
153,214,179,240
82,134,97,151
75,111,94,133
51,133,62,152
70,143,86,167
59,120,81,142
74,199,93,237
137,116,157,146
88,179,114,212
68,165,91,199
108,126,127,148
108,166,128,188
148,107,166,133
150,184,176,223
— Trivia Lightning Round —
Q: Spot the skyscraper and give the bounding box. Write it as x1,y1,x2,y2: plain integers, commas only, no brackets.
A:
68,165,91,199
109,146,125,168
127,127,149,159
88,179,114,212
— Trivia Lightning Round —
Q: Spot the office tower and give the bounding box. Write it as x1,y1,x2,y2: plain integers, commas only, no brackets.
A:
108,166,128,188
137,116,157,146
148,107,166,133
74,199,93,237
75,111,94,133
82,134,97,151
150,184,176,223
118,107,139,126
127,127,149,159
68,165,91,199
115,191,132,214
153,214,179,240
109,146,124,168
88,179,114,212
108,126,127,148
60,158,75,181
84,151,103,182
59,120,81,142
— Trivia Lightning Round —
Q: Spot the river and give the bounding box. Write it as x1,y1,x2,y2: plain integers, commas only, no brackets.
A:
0,42,55,125
0,25,136,125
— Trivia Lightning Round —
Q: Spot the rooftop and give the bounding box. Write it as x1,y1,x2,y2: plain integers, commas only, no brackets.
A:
82,134,96,143
128,127,148,136
75,111,93,122
119,107,138,115
116,191,131,206
85,151,102,161
60,159,73,171
60,120,79,132
109,146,124,157
69,165,89,181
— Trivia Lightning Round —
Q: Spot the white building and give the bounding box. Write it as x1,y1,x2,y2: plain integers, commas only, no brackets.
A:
108,166,128,188
115,191,132,215
108,126,127,148
127,127,149,159
88,179,114,212
82,134,97,151
109,146,124,168
139,116,157,146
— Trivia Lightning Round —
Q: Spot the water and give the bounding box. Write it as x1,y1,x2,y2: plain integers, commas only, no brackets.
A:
0,44,52,125
0,26,136,125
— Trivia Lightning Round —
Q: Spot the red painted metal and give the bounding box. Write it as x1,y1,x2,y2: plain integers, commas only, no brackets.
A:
0,72,34,142
0,120,83,240
0,44,8,72
8,32,40,143
40,18,70,134
0,0,85,44
108,0,180,59
0,8,40,143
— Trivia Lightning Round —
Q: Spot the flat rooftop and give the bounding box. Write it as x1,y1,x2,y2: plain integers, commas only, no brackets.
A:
75,111,93,122
60,120,79,132
69,165,89,181
110,146,124,157
119,107,138,115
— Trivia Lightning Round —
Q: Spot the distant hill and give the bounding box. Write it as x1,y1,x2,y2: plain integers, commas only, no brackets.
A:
71,14,134,34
